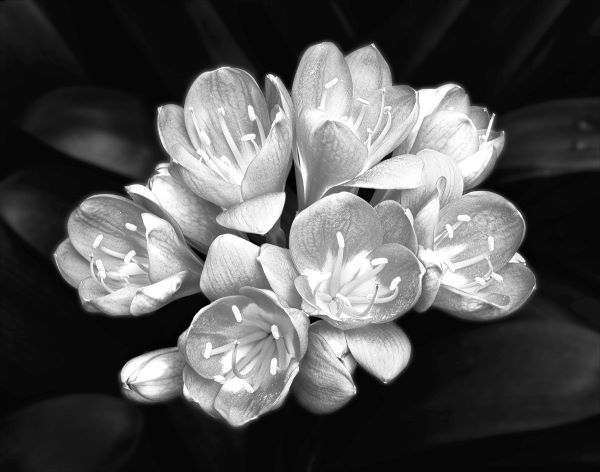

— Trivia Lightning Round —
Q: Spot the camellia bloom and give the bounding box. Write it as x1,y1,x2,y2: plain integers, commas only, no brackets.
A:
292,42,422,208
126,162,236,253
120,347,185,403
289,192,423,330
54,195,203,316
179,287,308,427
395,83,505,190
157,68,294,235
412,185,536,320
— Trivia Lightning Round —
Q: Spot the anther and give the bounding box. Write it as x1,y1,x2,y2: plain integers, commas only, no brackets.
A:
390,276,402,291
241,133,256,142
243,382,255,393
324,77,339,89
95,259,107,278
123,250,136,264
336,232,345,248
218,107,225,115
203,342,212,359
232,305,243,323
457,214,471,222
445,224,454,238
271,324,280,340
213,375,226,383
92,234,104,249
475,277,486,285
488,236,495,252
371,257,388,266
125,223,138,232
247,105,256,121
491,272,504,282
357,97,370,105
270,358,278,375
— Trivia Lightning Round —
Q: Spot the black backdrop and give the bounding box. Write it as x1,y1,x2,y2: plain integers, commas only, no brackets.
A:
1,0,599,470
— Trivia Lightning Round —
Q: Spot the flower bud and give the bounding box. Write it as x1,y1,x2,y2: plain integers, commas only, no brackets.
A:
120,347,185,403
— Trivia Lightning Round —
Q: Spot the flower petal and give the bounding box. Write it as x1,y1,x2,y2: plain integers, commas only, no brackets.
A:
344,155,422,189
435,263,536,321
142,213,203,286
345,322,411,383
265,74,294,119
411,110,479,161
257,244,302,308
156,104,195,157
413,177,444,249
460,131,505,190
129,271,189,316
182,364,221,418
289,192,383,274
200,234,269,301
216,192,286,235
78,277,138,316
292,42,353,119
292,322,356,414
287,308,310,358
297,109,369,204
413,263,442,313
374,200,418,253
241,108,292,200
345,44,392,106
435,191,526,280
468,105,492,129
54,239,89,287
183,67,269,167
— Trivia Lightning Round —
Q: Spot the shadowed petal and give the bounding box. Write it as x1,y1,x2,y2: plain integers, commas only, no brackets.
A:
182,364,221,418
129,271,189,316
200,234,269,301
345,43,392,105
54,239,89,287
345,322,411,383
78,278,139,316
460,131,505,190
374,200,417,253
345,155,422,189
257,244,302,308
216,192,286,235
156,104,195,157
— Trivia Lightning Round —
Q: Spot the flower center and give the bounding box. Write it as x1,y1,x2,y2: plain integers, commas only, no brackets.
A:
88,223,150,293
202,305,292,393
434,213,504,291
311,232,402,320
187,105,268,185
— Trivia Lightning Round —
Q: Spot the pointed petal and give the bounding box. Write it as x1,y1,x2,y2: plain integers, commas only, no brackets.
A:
411,110,479,161
182,365,221,418
216,192,286,235
54,239,89,287
120,347,184,403
156,104,195,157
374,200,418,253
435,191,526,281
200,234,269,301
435,263,536,321
413,262,442,312
292,323,356,414
287,308,310,358
292,42,352,118
241,108,292,199
468,105,492,129
434,85,470,115
184,67,269,166
345,43,392,104
78,278,138,316
414,177,445,249
257,244,302,308
265,74,294,119
289,192,382,274
297,110,369,204
344,155,422,189
460,131,505,190
129,271,190,316
345,322,411,383
142,213,203,285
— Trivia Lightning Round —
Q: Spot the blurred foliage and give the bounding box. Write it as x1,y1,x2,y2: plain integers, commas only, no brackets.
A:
1,0,600,470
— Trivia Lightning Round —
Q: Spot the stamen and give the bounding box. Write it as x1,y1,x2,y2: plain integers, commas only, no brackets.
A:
491,272,504,282
247,105,267,144
92,234,103,249
210,331,269,356
336,232,345,248
123,250,136,264
483,113,496,142
356,97,370,105
353,285,379,317
475,277,487,285
270,324,280,340
444,259,456,272
371,106,393,150
457,214,471,222
95,259,107,278
203,342,212,359
125,223,138,232
445,224,454,238
372,88,386,135
270,357,278,375
329,232,346,295
216,107,246,169
324,77,339,89
188,107,204,146
232,305,243,323
452,253,490,271
389,276,402,291
339,262,386,296
371,257,388,266
488,236,495,252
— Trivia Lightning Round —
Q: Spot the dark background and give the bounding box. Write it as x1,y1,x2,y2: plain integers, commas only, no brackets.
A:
1,0,599,470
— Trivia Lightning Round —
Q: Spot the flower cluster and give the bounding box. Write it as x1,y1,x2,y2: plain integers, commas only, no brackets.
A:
56,41,535,426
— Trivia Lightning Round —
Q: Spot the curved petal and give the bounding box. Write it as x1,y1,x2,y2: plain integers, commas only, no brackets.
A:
344,155,422,189
374,200,418,253
292,323,356,414
182,364,221,418
411,110,479,161
468,105,492,129
435,263,536,321
142,213,203,285
413,177,445,250
241,108,292,199
289,192,383,274
156,104,195,157
413,262,442,312
434,85,470,114
54,239,89,287
200,234,269,301
125,182,183,239
345,322,411,383
292,42,352,119
297,110,368,205
129,271,190,316
265,74,294,119
257,244,302,308
216,192,286,235
345,43,392,105
78,277,138,316
435,191,526,281
287,308,310,358
184,67,269,167
67,194,147,264
460,131,505,190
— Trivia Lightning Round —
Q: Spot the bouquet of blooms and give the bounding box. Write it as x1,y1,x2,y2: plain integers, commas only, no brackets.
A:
54,42,535,427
